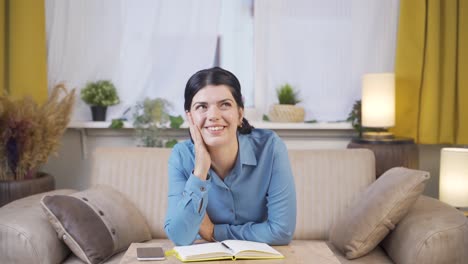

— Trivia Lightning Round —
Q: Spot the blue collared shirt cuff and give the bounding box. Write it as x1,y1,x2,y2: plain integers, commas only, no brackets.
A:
184,174,211,214
213,224,229,241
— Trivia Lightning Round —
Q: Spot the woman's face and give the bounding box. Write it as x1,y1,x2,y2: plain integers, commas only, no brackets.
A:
190,85,243,148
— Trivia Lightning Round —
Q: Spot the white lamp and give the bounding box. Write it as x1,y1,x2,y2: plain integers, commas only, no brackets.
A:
361,73,395,139
439,148,468,208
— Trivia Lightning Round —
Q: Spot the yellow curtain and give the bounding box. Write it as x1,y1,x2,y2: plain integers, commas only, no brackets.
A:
0,0,47,102
393,0,468,144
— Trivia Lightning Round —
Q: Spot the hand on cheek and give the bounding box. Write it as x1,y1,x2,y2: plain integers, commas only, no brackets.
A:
186,111,211,180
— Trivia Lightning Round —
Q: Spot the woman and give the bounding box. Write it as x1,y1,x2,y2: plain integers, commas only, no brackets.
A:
164,67,296,246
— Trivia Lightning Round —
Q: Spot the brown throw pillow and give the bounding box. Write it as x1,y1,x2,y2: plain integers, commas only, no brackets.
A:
41,185,151,264
329,167,429,259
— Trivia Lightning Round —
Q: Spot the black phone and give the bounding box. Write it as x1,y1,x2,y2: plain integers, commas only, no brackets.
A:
136,247,165,261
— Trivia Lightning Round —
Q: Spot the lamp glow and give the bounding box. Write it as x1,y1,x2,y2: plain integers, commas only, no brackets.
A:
362,73,395,128
439,148,468,208
360,73,395,139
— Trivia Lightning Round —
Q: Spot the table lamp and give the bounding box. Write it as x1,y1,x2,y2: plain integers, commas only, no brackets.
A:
361,73,395,139
439,148,468,210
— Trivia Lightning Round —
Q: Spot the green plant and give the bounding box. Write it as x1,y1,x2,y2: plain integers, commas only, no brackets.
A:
80,80,120,106
304,119,317,123
276,83,301,105
165,139,178,148
0,84,75,180
133,98,182,148
109,119,124,129
347,100,362,135
169,115,184,129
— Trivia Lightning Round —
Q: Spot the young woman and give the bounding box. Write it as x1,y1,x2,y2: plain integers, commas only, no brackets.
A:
164,67,296,246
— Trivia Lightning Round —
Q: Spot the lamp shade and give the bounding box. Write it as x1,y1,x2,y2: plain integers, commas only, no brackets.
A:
439,148,468,207
361,73,395,128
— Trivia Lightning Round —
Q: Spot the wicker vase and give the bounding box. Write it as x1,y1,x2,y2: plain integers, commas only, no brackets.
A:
269,104,305,123
0,172,55,207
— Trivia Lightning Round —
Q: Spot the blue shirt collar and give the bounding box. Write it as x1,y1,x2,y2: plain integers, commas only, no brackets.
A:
238,133,257,167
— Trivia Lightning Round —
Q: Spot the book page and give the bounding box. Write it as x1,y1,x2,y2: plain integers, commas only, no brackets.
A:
174,242,232,261
223,240,283,257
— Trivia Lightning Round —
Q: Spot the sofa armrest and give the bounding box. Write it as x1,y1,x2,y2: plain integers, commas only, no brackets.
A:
0,189,77,264
382,195,468,264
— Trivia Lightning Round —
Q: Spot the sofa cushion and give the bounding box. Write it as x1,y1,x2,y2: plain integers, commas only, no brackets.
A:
327,242,394,264
62,251,125,264
290,149,376,240
329,167,429,259
0,189,77,264
41,185,151,264
90,147,172,239
382,196,468,264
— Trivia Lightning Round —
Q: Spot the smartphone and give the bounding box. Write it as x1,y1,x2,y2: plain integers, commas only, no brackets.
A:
136,247,165,261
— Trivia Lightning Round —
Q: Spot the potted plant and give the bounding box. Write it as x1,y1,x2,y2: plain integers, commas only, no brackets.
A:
133,98,183,148
347,100,363,137
269,83,305,122
0,84,75,206
80,80,120,121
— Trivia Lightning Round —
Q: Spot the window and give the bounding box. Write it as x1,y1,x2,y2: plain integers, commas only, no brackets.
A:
47,0,399,123
219,0,399,122
218,0,254,107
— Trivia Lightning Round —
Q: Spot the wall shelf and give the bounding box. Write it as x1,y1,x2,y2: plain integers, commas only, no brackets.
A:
68,121,355,159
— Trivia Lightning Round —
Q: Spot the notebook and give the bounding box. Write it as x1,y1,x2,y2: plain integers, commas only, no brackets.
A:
172,240,284,262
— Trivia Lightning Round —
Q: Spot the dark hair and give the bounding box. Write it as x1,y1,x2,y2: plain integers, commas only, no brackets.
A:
184,67,253,134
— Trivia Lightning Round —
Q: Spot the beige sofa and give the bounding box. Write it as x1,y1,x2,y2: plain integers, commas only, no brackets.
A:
1,147,467,263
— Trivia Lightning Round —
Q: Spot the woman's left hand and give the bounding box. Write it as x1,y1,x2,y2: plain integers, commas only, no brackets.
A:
199,214,214,241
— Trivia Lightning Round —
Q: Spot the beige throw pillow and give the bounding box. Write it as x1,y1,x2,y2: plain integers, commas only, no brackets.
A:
41,185,151,264
329,167,430,259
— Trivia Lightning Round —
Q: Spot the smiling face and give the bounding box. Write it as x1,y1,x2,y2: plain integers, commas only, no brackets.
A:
190,85,244,149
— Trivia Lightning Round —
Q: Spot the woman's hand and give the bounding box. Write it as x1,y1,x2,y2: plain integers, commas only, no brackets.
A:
199,214,215,241
186,111,211,180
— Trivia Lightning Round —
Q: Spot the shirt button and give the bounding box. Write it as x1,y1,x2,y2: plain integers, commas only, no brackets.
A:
200,186,206,192
230,209,234,213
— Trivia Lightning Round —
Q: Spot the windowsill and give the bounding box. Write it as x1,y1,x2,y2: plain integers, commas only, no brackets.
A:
68,121,353,130
68,121,355,159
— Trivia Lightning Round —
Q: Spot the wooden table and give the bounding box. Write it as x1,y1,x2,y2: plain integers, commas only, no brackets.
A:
119,240,340,264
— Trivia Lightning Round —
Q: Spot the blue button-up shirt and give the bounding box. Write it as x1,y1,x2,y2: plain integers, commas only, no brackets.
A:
164,129,296,246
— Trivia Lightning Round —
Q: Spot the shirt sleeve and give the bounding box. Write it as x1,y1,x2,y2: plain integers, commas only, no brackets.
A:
164,145,212,246
213,137,297,245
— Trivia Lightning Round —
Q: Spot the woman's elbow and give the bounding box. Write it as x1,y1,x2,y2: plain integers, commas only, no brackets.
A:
164,223,196,246
268,224,295,245
275,230,294,245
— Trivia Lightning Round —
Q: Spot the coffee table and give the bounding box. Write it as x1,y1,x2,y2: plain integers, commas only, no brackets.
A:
119,239,340,264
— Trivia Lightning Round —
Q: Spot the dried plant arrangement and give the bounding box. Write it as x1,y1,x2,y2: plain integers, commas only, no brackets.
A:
0,84,75,181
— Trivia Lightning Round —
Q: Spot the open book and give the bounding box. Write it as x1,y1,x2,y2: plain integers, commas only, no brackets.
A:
172,240,284,262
